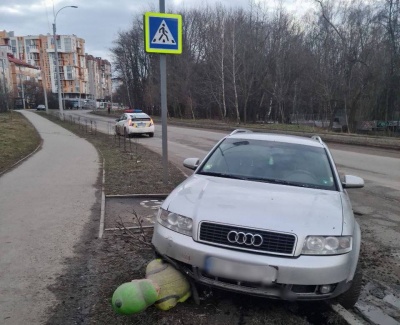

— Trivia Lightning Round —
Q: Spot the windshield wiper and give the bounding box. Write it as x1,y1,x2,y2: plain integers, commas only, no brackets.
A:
198,171,247,180
248,177,324,189
247,177,318,188
246,177,293,185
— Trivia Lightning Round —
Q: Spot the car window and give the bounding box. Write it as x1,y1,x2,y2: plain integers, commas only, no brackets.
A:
129,113,151,121
198,138,337,191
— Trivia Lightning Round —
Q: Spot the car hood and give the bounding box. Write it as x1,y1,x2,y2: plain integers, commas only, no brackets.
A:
165,175,344,238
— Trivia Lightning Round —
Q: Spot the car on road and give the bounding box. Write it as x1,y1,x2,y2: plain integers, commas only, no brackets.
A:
36,104,46,111
115,112,154,137
152,130,364,308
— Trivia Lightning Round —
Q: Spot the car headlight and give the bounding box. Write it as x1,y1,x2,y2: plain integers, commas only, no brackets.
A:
157,208,193,236
301,236,352,255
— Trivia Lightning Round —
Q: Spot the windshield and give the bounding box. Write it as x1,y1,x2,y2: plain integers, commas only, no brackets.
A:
198,138,337,191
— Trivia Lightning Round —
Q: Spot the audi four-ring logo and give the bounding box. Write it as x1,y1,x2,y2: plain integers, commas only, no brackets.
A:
227,231,263,247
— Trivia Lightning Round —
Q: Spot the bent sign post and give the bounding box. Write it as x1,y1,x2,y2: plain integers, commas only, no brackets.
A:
144,9,183,184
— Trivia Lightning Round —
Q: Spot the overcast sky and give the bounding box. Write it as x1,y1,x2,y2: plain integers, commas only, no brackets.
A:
0,0,315,65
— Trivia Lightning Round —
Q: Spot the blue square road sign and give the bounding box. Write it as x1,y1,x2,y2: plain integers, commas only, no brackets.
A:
144,12,182,54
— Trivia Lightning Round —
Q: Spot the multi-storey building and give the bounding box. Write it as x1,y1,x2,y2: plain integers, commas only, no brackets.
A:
86,54,112,101
8,55,40,108
0,30,111,106
0,32,40,108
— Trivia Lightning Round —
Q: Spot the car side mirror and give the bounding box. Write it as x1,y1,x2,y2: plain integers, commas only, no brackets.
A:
342,175,364,189
183,158,200,170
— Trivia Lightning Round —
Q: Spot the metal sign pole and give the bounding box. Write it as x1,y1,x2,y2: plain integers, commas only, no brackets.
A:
160,0,168,184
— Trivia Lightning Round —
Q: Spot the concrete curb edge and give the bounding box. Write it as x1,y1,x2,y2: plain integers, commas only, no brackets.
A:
330,303,368,325
105,194,169,198
98,158,106,239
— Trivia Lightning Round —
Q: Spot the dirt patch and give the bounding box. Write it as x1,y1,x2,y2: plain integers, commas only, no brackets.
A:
104,196,166,229
45,224,345,325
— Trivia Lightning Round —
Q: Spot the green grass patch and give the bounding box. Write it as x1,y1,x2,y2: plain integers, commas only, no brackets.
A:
0,111,41,174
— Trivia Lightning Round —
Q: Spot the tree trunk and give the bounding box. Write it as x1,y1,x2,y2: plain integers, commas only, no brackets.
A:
221,20,227,119
232,22,240,124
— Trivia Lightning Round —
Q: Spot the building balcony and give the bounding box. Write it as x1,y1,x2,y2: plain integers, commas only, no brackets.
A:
29,46,39,53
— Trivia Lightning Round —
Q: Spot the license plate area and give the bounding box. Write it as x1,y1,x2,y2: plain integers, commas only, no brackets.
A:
204,257,277,284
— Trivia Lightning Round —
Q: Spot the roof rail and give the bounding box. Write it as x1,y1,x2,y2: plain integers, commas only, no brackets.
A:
311,135,323,144
230,129,253,135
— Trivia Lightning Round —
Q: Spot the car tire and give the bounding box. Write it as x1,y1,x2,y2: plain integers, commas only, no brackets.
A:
336,264,363,309
149,132,154,138
115,126,119,136
124,128,129,138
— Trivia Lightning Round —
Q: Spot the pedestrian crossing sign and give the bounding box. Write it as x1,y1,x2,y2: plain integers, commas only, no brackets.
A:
144,12,182,54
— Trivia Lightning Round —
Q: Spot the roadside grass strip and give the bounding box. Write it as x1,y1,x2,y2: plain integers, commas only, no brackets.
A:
0,111,41,175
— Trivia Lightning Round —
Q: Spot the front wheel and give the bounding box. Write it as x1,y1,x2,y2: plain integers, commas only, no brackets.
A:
149,132,154,138
336,265,363,309
115,126,119,135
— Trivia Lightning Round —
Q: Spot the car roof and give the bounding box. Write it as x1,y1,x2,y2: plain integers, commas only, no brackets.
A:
227,132,326,148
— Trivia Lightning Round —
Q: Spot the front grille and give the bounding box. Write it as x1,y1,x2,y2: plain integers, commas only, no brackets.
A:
199,222,296,255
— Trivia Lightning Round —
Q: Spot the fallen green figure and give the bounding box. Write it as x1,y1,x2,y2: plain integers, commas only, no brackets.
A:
112,259,192,314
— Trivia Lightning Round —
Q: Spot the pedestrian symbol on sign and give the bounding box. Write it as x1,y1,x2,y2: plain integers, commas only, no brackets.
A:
151,20,176,45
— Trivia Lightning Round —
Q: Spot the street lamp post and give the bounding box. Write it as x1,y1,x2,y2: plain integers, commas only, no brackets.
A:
53,5,77,117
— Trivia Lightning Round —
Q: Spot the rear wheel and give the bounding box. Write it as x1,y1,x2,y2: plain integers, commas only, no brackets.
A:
336,265,363,309
149,132,154,138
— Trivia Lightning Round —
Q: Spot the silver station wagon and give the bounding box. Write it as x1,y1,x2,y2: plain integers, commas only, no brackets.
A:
152,130,364,308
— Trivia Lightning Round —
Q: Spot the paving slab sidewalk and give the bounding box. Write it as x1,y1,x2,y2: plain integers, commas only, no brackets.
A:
0,111,100,324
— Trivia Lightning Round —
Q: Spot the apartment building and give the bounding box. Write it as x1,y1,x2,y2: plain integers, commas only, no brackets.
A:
86,54,112,101
0,33,40,108
9,55,40,108
0,30,111,106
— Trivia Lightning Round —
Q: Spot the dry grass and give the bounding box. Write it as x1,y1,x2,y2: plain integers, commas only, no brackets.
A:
0,111,41,174
39,113,186,195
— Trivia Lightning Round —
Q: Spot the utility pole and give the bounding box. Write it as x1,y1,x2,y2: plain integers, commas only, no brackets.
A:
53,5,78,117
53,23,63,116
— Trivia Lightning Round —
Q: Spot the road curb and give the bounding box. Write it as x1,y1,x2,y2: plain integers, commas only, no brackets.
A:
0,139,43,178
105,194,169,198
330,303,368,325
98,158,106,239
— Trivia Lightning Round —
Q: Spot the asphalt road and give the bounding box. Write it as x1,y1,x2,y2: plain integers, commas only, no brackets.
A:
64,110,400,187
